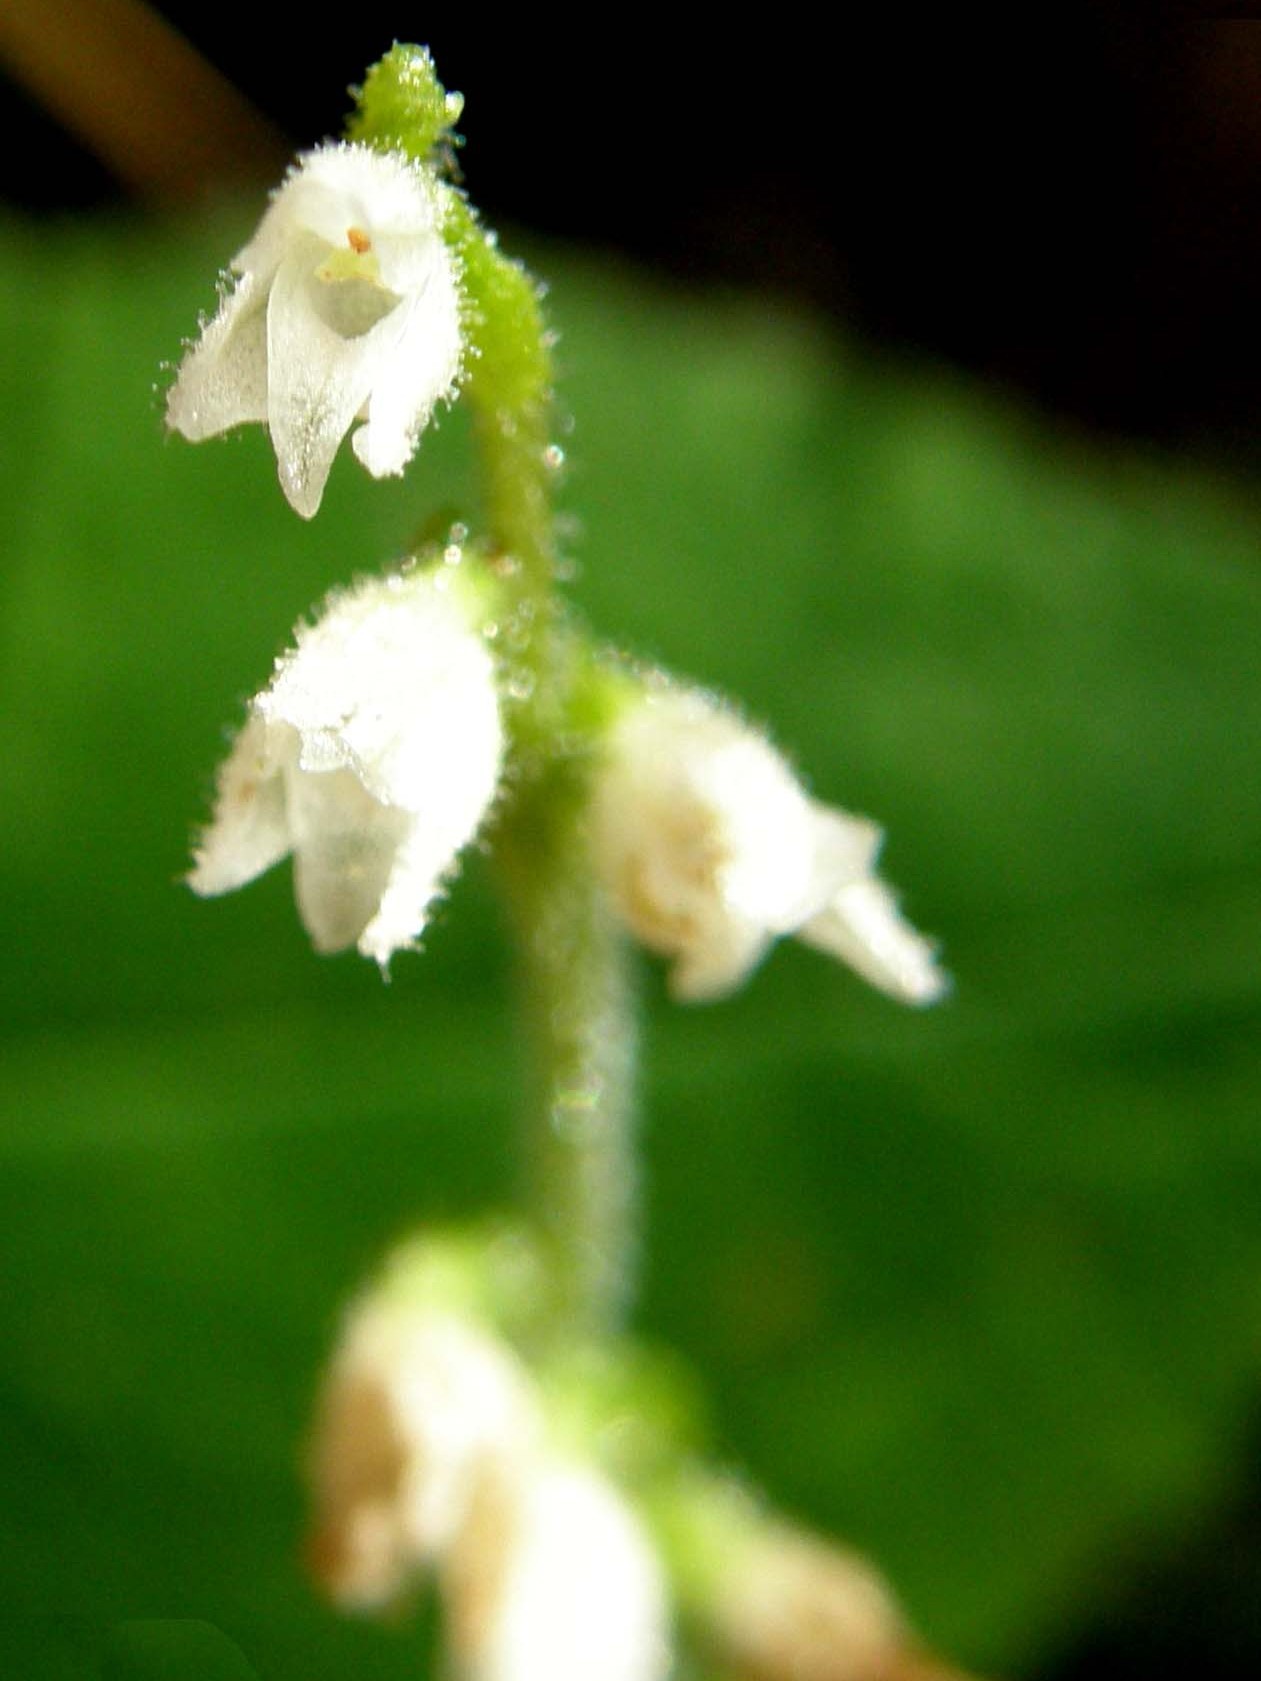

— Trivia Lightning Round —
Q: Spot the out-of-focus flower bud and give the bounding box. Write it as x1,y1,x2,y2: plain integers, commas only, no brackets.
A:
307,1296,537,1610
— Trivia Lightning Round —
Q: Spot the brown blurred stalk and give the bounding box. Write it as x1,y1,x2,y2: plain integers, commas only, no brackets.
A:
0,0,288,204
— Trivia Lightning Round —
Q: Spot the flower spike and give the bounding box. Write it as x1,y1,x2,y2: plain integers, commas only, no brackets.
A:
166,143,463,518
189,564,503,968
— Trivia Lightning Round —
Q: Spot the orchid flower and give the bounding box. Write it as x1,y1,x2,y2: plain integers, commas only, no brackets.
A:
167,144,463,518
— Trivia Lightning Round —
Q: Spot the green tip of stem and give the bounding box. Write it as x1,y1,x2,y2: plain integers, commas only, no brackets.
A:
347,43,463,164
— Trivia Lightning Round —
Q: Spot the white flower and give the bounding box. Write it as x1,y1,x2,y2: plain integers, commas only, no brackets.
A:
448,1459,670,1681
188,567,502,967
166,143,463,518
307,1297,539,1610
308,1284,671,1679
591,684,946,1004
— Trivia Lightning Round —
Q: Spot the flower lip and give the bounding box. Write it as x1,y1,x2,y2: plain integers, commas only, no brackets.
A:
166,143,464,519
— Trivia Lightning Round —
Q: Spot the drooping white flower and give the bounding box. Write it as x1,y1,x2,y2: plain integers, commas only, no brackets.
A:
166,143,463,518
447,1458,671,1681
591,683,946,1004
188,567,502,967
307,1296,539,1610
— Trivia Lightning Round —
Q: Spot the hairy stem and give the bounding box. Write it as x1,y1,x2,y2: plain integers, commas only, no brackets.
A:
501,776,639,1336
350,48,641,1336
461,224,639,1336
461,225,639,1333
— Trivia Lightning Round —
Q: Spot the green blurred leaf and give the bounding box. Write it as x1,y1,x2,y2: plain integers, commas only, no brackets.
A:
1,210,1260,1677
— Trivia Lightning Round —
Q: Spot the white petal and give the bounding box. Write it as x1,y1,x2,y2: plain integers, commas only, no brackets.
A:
668,916,772,1002
808,808,883,894
230,159,323,288
265,238,392,518
188,715,292,896
262,575,503,813
351,677,502,960
451,1463,670,1681
353,816,453,966
385,1318,537,1563
165,270,270,441
278,144,442,255
695,731,821,934
351,264,463,480
801,878,947,1005
285,763,412,954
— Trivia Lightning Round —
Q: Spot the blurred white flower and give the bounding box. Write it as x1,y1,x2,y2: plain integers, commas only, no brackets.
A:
306,1262,671,1680
592,684,945,1004
448,1459,670,1681
188,568,502,967
166,143,462,518
712,1523,906,1681
307,1297,539,1610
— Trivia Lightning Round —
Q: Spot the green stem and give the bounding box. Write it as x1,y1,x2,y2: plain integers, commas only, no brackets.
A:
449,199,565,722
459,221,639,1334
349,47,640,1338
458,219,639,1337
502,779,640,1337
